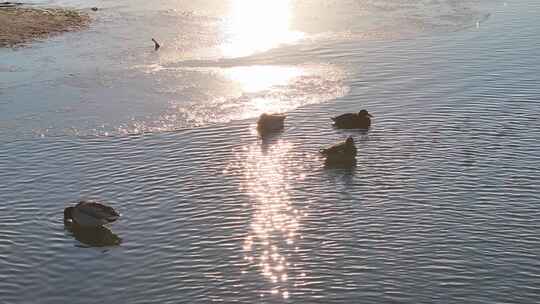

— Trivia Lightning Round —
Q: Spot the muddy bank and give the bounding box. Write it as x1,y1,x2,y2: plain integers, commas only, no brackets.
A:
0,3,90,47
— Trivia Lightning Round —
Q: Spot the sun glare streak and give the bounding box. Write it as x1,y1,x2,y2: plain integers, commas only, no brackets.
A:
228,139,304,299
220,0,304,57
217,64,347,121
220,65,305,116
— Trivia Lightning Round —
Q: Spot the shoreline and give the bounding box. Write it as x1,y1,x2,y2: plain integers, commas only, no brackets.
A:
0,3,90,47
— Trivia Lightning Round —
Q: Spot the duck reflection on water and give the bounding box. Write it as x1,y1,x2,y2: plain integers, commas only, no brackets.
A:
259,131,285,155
324,157,357,170
64,222,122,248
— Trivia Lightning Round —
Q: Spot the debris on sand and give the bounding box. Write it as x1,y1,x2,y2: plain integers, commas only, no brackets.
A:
151,38,160,51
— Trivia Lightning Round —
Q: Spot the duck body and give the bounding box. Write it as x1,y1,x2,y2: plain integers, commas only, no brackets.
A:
320,136,357,164
257,113,286,134
332,110,372,129
64,201,120,228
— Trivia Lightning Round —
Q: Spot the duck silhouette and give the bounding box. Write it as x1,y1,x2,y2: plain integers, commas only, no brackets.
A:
332,109,372,129
64,200,120,228
320,136,357,165
257,113,286,134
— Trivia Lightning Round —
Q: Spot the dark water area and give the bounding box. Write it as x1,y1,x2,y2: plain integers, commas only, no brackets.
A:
1,0,539,303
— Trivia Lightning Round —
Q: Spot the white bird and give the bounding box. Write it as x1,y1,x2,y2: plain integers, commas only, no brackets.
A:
257,113,286,134
64,200,120,228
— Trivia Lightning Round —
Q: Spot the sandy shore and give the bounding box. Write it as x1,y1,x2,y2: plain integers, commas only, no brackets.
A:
0,3,90,47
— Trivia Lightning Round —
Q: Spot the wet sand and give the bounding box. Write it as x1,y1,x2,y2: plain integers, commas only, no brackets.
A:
0,4,89,47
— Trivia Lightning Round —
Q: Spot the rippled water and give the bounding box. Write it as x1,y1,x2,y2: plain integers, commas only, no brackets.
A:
1,0,540,303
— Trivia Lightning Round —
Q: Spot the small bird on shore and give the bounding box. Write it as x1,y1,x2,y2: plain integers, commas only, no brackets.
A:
64,200,120,228
257,113,286,134
151,38,160,51
332,109,373,129
320,136,357,164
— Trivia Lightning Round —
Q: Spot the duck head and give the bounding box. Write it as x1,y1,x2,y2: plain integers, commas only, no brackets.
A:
346,136,355,145
64,207,74,223
358,109,372,117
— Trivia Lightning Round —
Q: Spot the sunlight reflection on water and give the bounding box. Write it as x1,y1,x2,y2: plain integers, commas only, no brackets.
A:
223,65,304,93
220,0,304,57
115,64,347,136
227,137,308,299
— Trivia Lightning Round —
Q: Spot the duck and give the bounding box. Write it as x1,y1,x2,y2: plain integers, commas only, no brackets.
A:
64,200,120,228
257,113,286,134
331,109,373,129
320,136,357,163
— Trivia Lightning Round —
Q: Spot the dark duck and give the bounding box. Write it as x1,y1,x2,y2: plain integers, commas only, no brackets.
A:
331,109,373,129
257,113,286,134
320,136,357,164
64,200,120,228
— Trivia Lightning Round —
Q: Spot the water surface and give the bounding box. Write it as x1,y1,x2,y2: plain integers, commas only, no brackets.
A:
1,0,539,303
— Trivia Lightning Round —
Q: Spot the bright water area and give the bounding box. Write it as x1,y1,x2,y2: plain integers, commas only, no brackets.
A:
0,0,539,303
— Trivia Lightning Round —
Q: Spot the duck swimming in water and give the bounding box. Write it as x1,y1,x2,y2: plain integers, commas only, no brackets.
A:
332,109,373,129
64,201,120,228
320,136,357,164
257,113,286,134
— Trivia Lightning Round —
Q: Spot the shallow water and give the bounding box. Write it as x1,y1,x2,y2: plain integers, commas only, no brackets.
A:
1,0,540,303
